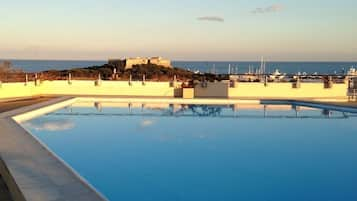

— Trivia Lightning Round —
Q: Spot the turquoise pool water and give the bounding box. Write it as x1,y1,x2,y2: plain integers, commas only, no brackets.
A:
22,102,357,201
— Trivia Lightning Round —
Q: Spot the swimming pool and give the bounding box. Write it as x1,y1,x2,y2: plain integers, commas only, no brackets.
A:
21,101,357,201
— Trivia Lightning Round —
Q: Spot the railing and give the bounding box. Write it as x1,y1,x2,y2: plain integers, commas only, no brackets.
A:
0,71,353,84
349,89,357,98
227,74,347,83
0,72,73,83
0,72,185,83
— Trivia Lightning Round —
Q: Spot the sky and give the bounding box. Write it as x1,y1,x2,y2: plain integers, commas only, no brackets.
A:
0,0,356,61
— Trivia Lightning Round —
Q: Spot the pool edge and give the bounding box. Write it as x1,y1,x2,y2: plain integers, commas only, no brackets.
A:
0,97,108,201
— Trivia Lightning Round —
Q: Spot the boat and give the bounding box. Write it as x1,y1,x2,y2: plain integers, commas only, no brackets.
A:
269,69,285,81
347,67,357,76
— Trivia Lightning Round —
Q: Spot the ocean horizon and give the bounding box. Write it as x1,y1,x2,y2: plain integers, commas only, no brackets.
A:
2,59,357,75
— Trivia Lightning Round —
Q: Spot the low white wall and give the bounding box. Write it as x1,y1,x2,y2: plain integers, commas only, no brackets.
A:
0,80,180,99
0,80,349,100
229,82,348,99
0,82,40,99
192,81,348,99
38,80,177,97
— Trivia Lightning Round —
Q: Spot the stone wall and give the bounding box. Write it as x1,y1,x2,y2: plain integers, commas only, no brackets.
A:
125,58,149,68
108,57,172,70
149,57,171,67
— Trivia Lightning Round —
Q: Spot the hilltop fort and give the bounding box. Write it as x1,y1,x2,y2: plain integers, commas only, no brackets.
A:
108,57,171,70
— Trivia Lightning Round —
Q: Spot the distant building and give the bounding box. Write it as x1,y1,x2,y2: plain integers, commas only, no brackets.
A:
108,57,171,70
148,57,171,68
125,57,149,68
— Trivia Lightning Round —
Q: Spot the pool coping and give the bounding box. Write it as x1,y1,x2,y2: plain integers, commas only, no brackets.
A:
1,96,357,201
0,97,108,201
261,99,357,113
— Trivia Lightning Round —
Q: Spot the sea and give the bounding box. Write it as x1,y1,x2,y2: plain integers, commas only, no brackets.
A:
2,59,357,75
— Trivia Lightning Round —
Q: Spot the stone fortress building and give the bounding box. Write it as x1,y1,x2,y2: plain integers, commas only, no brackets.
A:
108,57,171,70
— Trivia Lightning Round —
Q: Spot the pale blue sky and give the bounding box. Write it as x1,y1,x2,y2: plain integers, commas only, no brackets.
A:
0,0,356,61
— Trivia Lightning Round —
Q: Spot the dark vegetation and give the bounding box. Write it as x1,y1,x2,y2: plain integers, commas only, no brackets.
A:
58,63,198,81
120,64,229,81
38,63,227,82
125,64,193,80
1,60,204,82
41,64,114,80
0,59,234,83
0,61,25,82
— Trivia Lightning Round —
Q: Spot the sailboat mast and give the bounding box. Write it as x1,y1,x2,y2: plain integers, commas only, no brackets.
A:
260,56,264,75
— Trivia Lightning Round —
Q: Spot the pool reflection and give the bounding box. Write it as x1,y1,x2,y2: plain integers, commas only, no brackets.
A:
52,102,356,119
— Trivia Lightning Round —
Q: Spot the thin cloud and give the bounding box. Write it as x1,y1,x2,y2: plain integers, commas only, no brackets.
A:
140,119,155,127
24,119,75,132
251,4,284,14
197,16,224,22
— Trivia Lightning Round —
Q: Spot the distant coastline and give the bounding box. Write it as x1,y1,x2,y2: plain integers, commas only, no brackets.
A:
1,59,356,74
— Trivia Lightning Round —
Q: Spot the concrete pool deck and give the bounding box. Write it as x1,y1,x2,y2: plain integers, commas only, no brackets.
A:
0,97,56,201
0,96,357,201
0,97,55,113
0,97,107,201
0,174,13,201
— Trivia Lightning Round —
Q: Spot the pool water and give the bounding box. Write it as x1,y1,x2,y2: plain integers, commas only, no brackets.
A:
22,102,357,201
